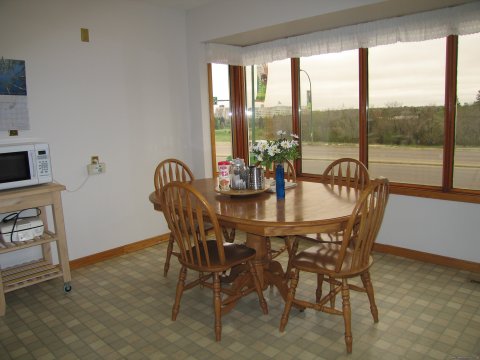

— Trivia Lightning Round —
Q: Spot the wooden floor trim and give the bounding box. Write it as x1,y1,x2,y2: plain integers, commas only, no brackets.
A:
69,234,169,270
374,243,480,273
69,234,479,274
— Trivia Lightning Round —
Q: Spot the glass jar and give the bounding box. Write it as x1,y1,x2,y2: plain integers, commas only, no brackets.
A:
230,158,248,190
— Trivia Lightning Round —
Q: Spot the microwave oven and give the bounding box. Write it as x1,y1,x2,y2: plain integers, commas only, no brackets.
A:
0,143,53,191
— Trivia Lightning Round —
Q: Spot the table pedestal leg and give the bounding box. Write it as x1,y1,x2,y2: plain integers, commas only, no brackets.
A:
245,233,268,288
246,233,289,299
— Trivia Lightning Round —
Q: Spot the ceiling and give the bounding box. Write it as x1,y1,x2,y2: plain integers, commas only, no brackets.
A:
209,0,476,46
138,0,476,45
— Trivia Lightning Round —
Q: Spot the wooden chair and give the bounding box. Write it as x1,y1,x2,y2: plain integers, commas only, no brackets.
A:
161,181,268,341
154,158,197,276
279,178,389,353
154,158,237,277
300,158,371,244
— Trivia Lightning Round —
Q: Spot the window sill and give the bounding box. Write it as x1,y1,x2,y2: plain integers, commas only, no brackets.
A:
297,175,480,204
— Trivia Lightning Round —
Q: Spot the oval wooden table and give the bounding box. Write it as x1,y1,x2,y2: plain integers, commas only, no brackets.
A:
149,178,360,301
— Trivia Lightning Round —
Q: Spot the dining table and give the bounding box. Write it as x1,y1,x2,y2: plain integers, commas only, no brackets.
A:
149,178,360,301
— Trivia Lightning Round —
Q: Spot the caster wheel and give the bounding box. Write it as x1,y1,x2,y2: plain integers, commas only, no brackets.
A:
64,283,72,293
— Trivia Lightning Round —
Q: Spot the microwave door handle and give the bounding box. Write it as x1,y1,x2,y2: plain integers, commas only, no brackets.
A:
29,151,37,178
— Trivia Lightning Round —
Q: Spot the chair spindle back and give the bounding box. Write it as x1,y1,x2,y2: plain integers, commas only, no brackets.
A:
154,158,194,192
161,181,225,269
323,158,370,190
336,178,389,273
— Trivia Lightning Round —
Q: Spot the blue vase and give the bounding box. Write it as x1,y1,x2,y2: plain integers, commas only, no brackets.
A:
275,163,285,200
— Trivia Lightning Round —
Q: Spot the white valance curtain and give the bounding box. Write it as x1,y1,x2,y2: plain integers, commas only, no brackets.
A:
205,2,480,66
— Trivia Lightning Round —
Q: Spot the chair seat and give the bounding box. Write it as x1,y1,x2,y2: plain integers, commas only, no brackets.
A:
292,243,373,277
180,241,256,272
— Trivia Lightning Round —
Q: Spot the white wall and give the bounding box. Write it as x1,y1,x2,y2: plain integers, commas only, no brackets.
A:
0,0,191,263
185,0,480,263
380,195,480,262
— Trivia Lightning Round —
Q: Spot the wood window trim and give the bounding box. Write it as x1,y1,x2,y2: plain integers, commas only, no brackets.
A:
359,48,368,165
291,58,302,174
443,35,457,192
207,64,217,176
390,183,480,204
296,174,480,204
229,66,249,161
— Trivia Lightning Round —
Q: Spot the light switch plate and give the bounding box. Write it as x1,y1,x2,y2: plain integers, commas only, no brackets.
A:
81,28,89,42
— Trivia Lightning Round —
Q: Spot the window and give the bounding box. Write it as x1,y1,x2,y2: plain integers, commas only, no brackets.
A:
210,64,232,167
299,51,359,175
209,34,480,203
455,33,480,191
368,39,446,186
245,60,292,163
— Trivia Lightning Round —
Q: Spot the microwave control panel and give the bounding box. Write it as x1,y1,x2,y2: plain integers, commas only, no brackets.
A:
34,144,53,180
37,151,50,175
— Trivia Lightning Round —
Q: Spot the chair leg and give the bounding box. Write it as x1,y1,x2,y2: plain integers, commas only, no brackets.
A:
265,237,273,262
213,272,222,341
265,237,275,290
361,271,379,323
172,266,187,321
164,233,175,277
341,278,353,354
316,274,324,303
279,268,300,332
284,236,293,257
330,278,336,308
285,238,299,281
248,261,268,315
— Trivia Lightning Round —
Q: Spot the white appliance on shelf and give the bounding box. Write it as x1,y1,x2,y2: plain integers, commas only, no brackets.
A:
0,143,53,191
0,218,44,242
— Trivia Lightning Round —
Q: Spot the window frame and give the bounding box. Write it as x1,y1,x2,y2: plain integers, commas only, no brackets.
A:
208,35,480,204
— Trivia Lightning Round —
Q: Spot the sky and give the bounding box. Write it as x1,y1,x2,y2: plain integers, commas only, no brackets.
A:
212,33,479,111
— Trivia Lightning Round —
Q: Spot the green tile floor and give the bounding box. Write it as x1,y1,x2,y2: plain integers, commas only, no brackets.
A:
1,237,479,359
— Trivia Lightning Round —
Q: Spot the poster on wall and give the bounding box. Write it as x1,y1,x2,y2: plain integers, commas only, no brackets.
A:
0,58,30,131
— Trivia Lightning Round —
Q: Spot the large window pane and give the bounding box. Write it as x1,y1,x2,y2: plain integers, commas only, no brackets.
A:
211,64,232,165
299,51,359,175
246,60,292,163
455,33,480,190
368,39,445,185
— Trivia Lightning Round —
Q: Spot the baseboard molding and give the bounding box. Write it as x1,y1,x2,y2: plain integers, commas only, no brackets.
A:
374,243,480,273
69,234,479,274
69,234,170,270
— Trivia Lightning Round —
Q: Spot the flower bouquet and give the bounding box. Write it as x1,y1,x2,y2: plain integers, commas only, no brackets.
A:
251,130,300,166
251,130,300,199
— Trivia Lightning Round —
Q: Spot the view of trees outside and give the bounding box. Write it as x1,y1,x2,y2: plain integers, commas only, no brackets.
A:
368,38,446,186
299,50,359,175
211,34,479,189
